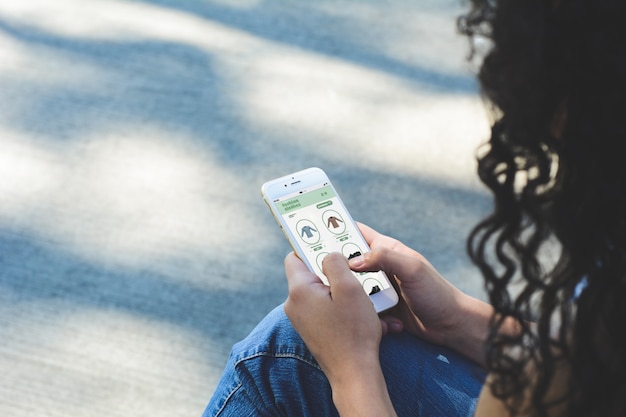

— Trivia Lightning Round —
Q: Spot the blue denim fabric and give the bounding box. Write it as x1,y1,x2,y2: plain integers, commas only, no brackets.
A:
203,305,485,417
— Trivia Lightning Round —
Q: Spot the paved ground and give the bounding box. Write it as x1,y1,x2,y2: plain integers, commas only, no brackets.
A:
0,1,492,416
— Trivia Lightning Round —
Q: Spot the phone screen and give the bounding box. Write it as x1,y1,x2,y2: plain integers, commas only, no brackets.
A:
272,181,391,295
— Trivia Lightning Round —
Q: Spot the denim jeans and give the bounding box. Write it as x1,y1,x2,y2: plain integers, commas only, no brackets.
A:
203,305,485,417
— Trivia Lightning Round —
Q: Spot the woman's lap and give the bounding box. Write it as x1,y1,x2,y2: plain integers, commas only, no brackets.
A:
203,305,485,417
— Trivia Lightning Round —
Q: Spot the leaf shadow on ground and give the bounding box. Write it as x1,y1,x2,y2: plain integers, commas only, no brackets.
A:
0,0,492,402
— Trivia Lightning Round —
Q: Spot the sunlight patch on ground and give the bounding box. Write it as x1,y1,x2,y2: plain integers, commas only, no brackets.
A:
0,128,259,269
313,0,471,74
0,2,491,416
234,50,490,185
0,0,489,270
0,0,261,47
0,0,490,189
0,301,214,416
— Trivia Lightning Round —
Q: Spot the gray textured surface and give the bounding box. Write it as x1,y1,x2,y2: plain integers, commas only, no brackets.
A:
0,1,491,416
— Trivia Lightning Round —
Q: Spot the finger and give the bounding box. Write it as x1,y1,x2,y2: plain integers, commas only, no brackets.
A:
355,222,399,250
349,247,430,286
320,252,362,295
380,315,404,333
356,222,418,256
284,252,324,290
356,222,380,245
380,319,389,335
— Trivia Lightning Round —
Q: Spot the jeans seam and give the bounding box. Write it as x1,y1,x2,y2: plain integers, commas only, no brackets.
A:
214,381,243,417
214,351,321,416
235,351,322,371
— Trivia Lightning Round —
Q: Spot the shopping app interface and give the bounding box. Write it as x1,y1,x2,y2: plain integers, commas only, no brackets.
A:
275,183,390,295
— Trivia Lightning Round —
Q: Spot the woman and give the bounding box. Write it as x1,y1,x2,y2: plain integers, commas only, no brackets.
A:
204,0,626,416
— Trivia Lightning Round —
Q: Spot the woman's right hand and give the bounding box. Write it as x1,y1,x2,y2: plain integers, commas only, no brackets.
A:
351,223,492,365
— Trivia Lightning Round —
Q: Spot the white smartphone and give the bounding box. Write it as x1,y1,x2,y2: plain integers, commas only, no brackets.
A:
261,167,399,313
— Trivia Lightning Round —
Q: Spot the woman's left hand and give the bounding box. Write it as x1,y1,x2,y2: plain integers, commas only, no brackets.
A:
284,251,383,386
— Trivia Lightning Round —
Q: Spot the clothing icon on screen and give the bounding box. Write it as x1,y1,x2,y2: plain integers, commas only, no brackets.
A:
301,225,317,238
362,278,384,295
296,219,320,245
322,210,346,235
327,216,344,229
341,243,362,260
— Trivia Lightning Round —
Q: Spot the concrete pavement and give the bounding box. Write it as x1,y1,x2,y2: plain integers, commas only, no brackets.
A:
0,1,491,415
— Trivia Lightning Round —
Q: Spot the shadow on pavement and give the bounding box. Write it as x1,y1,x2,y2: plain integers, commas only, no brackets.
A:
0,1,491,415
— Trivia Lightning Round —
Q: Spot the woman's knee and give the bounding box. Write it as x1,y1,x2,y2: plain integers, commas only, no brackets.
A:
209,304,337,416
229,304,314,364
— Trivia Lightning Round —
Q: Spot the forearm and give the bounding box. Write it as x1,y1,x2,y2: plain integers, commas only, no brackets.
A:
330,362,398,417
445,291,521,368
444,292,492,367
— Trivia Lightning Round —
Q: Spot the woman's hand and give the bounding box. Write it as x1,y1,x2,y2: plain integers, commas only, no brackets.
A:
284,252,397,417
284,251,382,384
350,223,493,366
283,220,492,415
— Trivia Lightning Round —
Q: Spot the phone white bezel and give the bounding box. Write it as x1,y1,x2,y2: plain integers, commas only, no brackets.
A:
261,167,399,313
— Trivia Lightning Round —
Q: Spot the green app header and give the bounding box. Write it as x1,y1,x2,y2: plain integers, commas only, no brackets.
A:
278,185,336,214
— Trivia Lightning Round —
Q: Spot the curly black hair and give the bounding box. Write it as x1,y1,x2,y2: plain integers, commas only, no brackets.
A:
459,1,626,416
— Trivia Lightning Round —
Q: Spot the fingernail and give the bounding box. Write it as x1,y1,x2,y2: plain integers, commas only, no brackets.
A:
348,255,364,268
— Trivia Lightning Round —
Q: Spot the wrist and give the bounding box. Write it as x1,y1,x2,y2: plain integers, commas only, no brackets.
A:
443,291,492,367
329,359,397,417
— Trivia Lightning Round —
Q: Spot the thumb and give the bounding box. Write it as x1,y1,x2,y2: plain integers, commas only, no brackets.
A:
285,252,325,291
349,247,431,286
321,252,363,297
